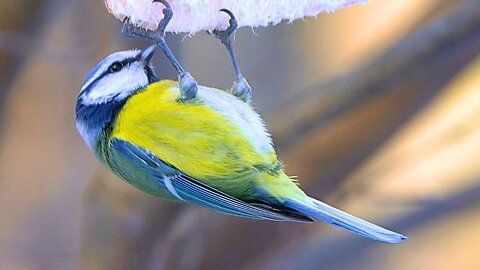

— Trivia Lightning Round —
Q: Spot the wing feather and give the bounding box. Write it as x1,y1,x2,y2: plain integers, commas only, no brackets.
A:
110,138,311,222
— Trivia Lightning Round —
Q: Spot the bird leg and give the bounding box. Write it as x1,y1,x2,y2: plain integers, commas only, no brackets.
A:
122,0,198,101
209,9,252,102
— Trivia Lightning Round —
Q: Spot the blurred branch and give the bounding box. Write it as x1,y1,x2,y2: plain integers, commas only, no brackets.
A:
267,0,480,148
0,0,47,114
0,30,91,73
265,1,480,199
254,183,480,270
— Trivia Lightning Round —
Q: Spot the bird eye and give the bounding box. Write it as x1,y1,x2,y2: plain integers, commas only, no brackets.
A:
108,62,123,73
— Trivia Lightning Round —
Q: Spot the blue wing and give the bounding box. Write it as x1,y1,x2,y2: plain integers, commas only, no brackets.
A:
109,138,312,222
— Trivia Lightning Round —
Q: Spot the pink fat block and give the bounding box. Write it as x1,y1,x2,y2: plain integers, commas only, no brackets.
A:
105,0,366,34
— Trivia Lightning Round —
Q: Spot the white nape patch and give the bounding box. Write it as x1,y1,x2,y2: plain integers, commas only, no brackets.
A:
195,86,274,154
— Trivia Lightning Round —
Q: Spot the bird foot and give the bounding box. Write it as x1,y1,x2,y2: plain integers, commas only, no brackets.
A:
231,77,252,102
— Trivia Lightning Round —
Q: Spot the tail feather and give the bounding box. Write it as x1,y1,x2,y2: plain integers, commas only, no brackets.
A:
284,197,407,244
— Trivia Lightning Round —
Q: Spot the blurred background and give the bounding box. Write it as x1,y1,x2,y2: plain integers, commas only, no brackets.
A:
1,0,480,269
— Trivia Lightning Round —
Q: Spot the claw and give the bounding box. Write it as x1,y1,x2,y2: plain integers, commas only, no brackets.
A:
122,0,198,100
210,9,238,42
122,0,171,41
153,0,173,35
121,19,155,40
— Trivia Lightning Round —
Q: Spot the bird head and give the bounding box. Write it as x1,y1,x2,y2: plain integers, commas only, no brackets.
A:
78,45,157,105
76,45,157,150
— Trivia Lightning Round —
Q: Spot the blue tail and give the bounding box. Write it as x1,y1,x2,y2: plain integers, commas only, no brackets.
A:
284,197,407,243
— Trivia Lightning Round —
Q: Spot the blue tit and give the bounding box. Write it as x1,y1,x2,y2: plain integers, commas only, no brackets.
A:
75,2,406,243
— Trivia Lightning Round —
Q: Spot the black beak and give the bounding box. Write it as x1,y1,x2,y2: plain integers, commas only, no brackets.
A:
140,45,155,64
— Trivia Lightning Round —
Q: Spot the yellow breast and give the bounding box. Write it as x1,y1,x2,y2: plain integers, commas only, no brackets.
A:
111,80,279,193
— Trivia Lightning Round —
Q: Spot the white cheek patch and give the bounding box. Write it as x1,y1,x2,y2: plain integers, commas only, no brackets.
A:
81,50,140,92
84,64,148,104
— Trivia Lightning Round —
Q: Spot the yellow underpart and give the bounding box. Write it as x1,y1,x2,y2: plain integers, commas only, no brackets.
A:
111,80,290,197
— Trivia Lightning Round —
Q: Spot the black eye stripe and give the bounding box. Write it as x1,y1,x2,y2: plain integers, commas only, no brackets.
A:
107,57,138,73
119,57,137,67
